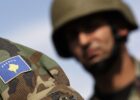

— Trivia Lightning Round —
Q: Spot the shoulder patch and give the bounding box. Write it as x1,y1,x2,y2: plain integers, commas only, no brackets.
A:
0,55,32,84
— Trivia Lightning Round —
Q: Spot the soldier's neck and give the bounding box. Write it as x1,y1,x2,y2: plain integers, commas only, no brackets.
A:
95,47,135,94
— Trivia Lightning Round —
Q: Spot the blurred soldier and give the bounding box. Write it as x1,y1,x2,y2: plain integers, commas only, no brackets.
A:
0,38,83,100
51,0,139,99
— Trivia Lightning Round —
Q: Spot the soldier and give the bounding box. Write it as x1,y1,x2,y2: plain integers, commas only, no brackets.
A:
0,37,83,100
51,0,139,100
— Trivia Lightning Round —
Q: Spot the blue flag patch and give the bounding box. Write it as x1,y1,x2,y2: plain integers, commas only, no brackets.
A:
0,55,32,84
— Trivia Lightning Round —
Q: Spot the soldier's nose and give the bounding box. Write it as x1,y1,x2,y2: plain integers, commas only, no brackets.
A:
78,32,91,46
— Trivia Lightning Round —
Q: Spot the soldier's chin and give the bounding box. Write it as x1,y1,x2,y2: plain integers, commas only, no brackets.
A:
88,56,106,65
84,52,121,76
83,52,119,76
83,57,112,75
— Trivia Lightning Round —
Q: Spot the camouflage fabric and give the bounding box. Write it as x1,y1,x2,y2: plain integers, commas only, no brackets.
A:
91,60,140,100
0,38,83,100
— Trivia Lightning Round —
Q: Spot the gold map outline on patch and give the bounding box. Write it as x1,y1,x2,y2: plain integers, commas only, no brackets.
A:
8,64,19,73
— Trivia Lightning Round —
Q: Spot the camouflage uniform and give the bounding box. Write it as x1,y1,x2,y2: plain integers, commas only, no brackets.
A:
91,59,140,100
0,38,83,100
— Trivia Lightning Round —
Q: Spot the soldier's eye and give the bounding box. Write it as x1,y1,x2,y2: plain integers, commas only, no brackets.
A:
66,32,78,41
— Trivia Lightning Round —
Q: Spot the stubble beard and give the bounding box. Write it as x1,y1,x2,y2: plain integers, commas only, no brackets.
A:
83,41,122,76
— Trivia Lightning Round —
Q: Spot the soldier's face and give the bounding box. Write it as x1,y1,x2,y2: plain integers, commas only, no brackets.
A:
67,25,115,69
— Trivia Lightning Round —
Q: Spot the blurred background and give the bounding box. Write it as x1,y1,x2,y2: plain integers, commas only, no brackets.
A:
0,0,139,99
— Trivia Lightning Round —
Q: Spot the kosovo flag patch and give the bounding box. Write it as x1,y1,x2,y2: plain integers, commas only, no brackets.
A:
0,55,32,84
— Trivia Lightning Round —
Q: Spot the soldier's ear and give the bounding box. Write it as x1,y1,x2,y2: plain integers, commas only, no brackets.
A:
117,28,128,37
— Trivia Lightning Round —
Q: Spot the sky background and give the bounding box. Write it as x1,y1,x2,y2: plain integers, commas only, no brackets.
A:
0,0,140,99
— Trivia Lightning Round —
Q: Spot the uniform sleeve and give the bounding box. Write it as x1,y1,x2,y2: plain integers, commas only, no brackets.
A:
39,54,84,100
0,40,83,100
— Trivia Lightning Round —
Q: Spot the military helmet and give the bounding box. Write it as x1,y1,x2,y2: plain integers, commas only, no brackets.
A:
51,0,138,58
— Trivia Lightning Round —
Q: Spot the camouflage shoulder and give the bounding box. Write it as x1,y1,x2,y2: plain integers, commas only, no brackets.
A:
0,38,36,60
12,41,70,85
0,38,62,69
0,38,80,100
